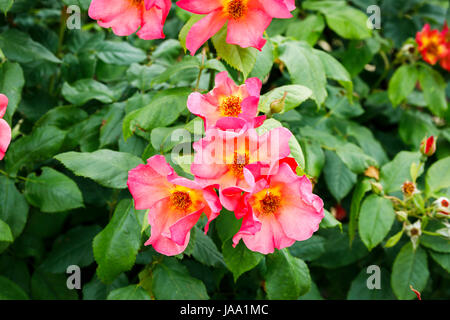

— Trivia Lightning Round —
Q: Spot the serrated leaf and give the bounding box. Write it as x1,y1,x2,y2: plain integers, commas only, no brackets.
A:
93,199,142,283
211,26,258,79
55,150,143,189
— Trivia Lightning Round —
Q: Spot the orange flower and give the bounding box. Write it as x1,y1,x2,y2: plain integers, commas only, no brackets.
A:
416,24,448,65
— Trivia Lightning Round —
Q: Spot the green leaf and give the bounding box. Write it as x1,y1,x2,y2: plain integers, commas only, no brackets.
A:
314,49,353,99
313,226,369,269
0,276,29,300
0,61,24,123
418,64,447,117
24,167,84,213
429,251,450,272
107,285,151,300
55,150,143,189
320,209,342,230
391,243,429,300
0,29,61,63
420,234,450,253
93,199,142,283
323,150,357,202
215,210,242,243
189,227,225,268
0,176,29,240
39,225,101,273
99,103,126,148
126,63,166,91
349,179,372,245
336,143,378,174
249,40,274,81
265,249,311,300
341,39,380,76
358,195,395,250
384,230,404,248
211,26,258,79
0,219,13,242
0,0,13,14
379,151,422,194
347,268,395,300
258,85,312,114
388,64,419,107
5,125,66,175
278,41,327,106
152,258,209,300
399,110,439,148
303,1,371,39
123,88,190,140
179,14,204,51
31,270,78,300
289,235,326,261
222,239,263,282
425,157,450,197
286,14,325,46
151,56,200,84
96,41,146,66
62,79,118,106
299,138,325,178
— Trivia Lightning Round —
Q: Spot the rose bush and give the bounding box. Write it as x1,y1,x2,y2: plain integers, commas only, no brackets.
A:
0,0,449,300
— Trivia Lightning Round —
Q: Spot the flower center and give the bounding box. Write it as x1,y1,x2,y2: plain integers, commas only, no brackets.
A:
225,0,248,20
170,191,192,211
229,153,249,177
220,96,242,117
259,192,281,215
402,181,416,196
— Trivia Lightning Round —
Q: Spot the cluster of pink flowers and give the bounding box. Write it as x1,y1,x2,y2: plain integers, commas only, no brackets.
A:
88,0,295,54
127,72,324,255
0,94,11,161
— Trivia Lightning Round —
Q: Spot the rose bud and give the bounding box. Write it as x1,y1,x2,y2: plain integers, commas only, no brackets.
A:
420,136,436,157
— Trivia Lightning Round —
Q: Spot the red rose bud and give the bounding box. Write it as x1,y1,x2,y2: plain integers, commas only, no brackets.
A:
331,204,346,221
420,136,436,157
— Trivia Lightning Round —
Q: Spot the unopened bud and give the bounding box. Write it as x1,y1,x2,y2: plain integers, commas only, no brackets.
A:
420,136,436,157
396,211,408,222
370,181,383,195
330,204,346,221
270,91,288,114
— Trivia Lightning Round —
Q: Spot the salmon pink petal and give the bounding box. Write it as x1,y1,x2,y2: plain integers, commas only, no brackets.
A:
0,94,7,118
257,0,293,18
283,0,296,11
234,215,295,254
244,77,262,97
213,71,239,96
145,0,157,10
145,199,190,256
0,119,11,160
186,10,227,55
187,92,222,128
176,0,223,14
137,1,171,40
88,0,130,22
226,9,270,50
97,4,142,36
127,155,174,210
169,208,204,245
